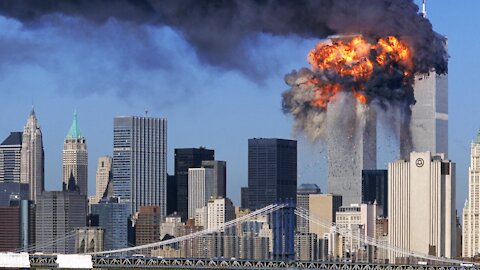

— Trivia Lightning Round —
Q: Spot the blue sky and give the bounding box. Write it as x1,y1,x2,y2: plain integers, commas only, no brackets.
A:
0,1,477,211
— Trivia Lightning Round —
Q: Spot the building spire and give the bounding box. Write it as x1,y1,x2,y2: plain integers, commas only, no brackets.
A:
66,110,82,140
422,0,427,18
30,104,35,117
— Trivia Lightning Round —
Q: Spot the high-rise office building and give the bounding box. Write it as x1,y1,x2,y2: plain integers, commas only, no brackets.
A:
21,108,44,203
308,194,342,238
112,116,167,216
91,156,113,204
36,191,87,253
0,182,29,206
188,168,214,219
240,187,249,209
388,152,456,262
0,132,22,183
296,184,321,233
91,199,130,250
462,131,480,257
361,170,388,217
201,160,227,198
401,72,448,158
248,138,297,210
135,206,162,246
0,200,35,252
207,197,235,230
62,112,88,195
166,174,177,215
327,100,376,207
175,148,214,220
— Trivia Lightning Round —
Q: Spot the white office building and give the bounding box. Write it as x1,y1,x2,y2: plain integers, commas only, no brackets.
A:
188,168,214,219
388,152,456,262
462,131,480,257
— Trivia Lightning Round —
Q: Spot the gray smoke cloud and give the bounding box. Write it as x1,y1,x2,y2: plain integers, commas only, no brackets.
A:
0,0,447,76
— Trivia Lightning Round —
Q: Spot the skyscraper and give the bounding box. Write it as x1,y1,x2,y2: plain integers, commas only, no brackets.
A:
462,131,480,258
36,191,87,253
401,72,448,158
361,170,388,217
62,112,88,195
0,132,22,183
188,167,214,219
91,156,112,204
388,152,456,262
91,199,130,250
174,148,214,220
296,184,321,233
327,100,376,207
112,116,167,216
201,160,227,198
21,108,44,202
247,138,297,210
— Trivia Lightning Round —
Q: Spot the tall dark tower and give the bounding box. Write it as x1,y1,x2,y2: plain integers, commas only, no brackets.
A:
174,148,214,220
247,138,297,210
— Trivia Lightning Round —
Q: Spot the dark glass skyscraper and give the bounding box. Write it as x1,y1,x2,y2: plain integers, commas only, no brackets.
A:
0,132,23,183
361,169,388,217
174,148,214,220
247,138,297,210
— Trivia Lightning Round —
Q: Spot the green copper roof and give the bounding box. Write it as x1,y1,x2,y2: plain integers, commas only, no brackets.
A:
477,129,480,144
66,111,82,140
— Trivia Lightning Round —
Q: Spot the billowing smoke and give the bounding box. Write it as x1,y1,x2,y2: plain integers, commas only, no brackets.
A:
0,0,447,75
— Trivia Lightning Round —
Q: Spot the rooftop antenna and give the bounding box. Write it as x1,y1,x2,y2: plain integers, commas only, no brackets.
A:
145,109,149,117
422,0,427,18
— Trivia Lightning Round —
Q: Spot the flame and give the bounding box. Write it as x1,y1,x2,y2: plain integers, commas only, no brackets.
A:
306,36,413,107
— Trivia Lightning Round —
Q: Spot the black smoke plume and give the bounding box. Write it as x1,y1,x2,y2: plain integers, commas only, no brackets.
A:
0,0,447,75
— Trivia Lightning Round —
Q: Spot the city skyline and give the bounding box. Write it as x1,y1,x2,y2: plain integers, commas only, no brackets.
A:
0,1,477,211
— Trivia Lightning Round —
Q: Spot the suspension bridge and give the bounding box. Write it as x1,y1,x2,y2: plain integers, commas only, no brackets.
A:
0,204,476,269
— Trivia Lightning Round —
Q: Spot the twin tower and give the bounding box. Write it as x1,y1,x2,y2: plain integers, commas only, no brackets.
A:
327,72,448,206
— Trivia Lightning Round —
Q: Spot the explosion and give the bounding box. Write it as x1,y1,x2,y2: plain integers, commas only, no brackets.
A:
282,35,418,141
306,36,413,108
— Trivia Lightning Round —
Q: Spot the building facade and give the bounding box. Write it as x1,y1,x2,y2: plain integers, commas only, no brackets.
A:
187,168,214,219
401,72,448,158
62,112,88,195
135,206,162,246
248,138,297,210
91,156,112,204
462,131,480,257
91,200,130,250
0,132,22,183
21,108,44,203
361,170,388,217
201,160,227,198
296,184,321,233
112,116,167,216
174,148,214,220
36,191,87,253
327,96,377,207
207,197,235,230
388,152,456,262
308,194,342,238
0,200,35,252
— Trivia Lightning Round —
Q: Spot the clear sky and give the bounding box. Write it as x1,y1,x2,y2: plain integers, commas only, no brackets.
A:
0,1,476,211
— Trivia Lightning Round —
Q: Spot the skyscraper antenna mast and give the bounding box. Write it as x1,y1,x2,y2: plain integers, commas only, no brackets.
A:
422,0,427,18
